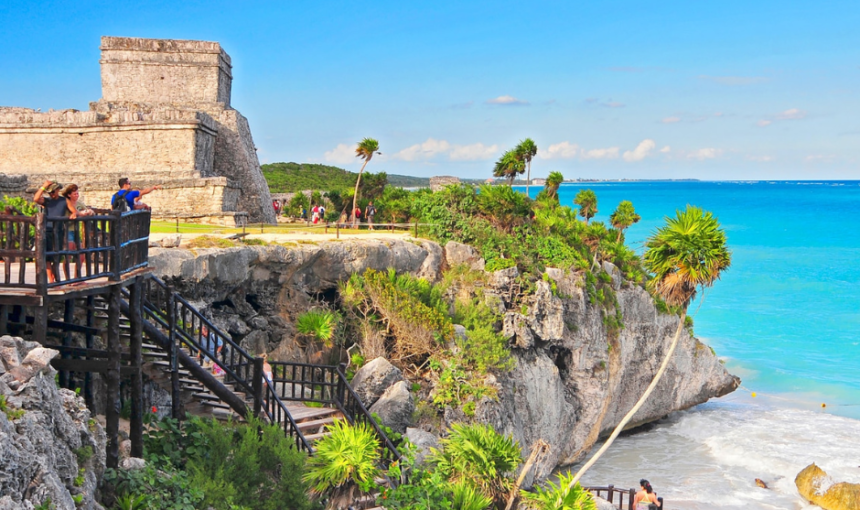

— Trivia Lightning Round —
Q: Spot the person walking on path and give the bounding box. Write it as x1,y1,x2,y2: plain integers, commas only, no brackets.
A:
113,177,162,211
33,180,68,283
365,201,376,230
352,206,361,229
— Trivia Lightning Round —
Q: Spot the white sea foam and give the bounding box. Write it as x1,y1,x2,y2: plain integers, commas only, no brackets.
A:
572,400,860,509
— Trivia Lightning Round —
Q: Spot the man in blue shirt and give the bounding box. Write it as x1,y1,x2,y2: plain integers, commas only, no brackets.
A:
115,177,162,211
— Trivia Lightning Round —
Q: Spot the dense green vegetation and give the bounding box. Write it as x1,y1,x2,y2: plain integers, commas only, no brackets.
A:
262,162,431,193
103,415,316,510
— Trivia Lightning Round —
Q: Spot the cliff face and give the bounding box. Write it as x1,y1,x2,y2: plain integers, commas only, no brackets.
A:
0,336,106,510
149,240,738,478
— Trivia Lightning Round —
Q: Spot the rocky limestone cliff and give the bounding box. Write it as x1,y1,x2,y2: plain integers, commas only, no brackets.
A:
148,239,738,480
0,336,107,510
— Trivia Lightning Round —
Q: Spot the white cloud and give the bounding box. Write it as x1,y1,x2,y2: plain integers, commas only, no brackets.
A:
758,108,807,127
804,154,836,163
747,155,774,162
323,143,355,165
602,101,625,108
662,116,681,124
776,108,807,120
623,139,656,162
486,95,529,105
687,148,721,160
582,147,620,160
449,143,499,161
539,141,580,160
394,138,451,161
660,146,671,153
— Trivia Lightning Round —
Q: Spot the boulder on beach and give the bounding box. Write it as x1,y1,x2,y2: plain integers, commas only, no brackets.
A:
795,463,860,510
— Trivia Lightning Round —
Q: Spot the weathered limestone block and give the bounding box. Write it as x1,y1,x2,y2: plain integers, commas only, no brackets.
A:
369,381,414,434
405,427,439,467
351,358,404,408
444,241,485,271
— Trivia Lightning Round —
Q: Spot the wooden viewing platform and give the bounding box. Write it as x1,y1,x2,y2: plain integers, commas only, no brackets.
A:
0,210,399,475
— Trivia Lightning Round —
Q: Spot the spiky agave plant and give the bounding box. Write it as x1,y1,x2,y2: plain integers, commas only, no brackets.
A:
303,420,381,508
519,472,596,510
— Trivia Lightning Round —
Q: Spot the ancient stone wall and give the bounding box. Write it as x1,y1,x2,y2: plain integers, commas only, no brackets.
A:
430,175,461,191
0,36,275,224
100,36,232,106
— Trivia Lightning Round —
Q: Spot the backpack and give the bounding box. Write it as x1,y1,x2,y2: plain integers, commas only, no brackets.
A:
112,190,130,212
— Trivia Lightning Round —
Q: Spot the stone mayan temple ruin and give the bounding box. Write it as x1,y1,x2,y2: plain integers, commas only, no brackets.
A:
0,36,275,224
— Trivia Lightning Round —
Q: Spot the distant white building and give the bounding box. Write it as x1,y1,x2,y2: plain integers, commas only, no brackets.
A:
531,178,546,186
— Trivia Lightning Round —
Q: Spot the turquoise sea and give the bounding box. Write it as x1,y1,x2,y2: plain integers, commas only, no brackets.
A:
521,181,860,509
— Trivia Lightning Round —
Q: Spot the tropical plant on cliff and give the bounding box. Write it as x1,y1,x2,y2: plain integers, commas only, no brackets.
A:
609,200,641,242
573,189,597,224
304,420,381,509
431,423,522,506
352,137,380,226
515,138,538,195
566,205,731,489
519,472,596,510
296,309,340,346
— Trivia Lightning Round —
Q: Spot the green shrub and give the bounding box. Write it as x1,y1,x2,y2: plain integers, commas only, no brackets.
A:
431,423,521,505
73,446,93,466
104,461,202,510
304,420,380,507
296,309,339,345
519,473,596,510
0,395,25,420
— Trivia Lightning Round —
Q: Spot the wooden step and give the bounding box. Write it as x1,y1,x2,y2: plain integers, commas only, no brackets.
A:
302,431,331,443
288,406,341,422
296,415,339,433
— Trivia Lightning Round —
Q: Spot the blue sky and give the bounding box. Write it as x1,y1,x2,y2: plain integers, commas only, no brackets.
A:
2,1,859,180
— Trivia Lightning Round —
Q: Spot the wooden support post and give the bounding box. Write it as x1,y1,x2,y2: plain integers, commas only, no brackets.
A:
175,217,179,233
0,305,7,334
628,488,635,510
608,485,614,503
129,277,144,458
252,356,264,418
109,212,123,281
85,296,95,411
105,286,122,469
167,287,181,420
60,298,74,388
337,363,347,405
336,222,340,239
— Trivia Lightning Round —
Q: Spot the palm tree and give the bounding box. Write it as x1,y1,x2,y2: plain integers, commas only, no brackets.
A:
493,150,525,186
516,138,538,195
352,137,380,226
566,205,731,490
573,189,598,224
545,171,564,202
609,200,641,242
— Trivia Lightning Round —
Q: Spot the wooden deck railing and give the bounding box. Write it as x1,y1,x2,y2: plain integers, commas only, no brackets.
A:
0,210,151,291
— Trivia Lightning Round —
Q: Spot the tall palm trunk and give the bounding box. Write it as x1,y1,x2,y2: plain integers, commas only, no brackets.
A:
525,161,531,196
351,159,369,226
565,312,686,491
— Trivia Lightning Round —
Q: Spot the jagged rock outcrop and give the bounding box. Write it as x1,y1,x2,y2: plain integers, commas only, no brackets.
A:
369,381,415,434
796,463,860,510
351,358,404,409
148,240,739,482
0,336,106,510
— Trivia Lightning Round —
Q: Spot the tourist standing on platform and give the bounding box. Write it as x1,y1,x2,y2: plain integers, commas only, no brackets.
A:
113,177,162,211
365,201,376,230
61,184,94,279
33,180,66,283
352,206,361,228
272,200,281,217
